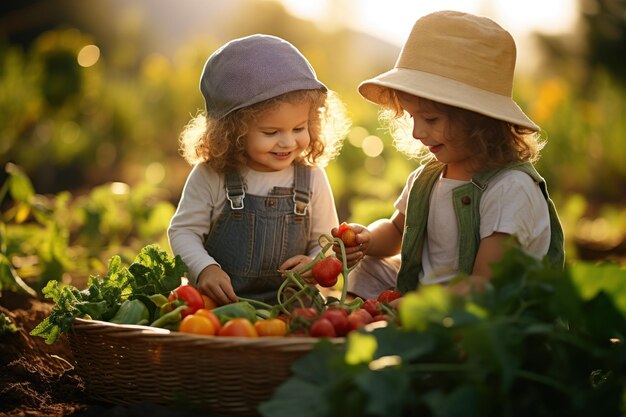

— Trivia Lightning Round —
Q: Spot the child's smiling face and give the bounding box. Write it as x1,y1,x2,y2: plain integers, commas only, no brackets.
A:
397,92,475,180
244,101,311,172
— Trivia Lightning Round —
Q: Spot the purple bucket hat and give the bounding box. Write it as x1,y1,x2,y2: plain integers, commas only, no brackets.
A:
200,34,327,119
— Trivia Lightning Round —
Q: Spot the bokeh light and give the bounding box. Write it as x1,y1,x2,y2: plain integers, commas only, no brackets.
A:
361,135,384,157
77,44,100,67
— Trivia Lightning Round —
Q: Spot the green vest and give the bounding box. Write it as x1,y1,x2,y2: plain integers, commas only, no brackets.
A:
396,160,565,294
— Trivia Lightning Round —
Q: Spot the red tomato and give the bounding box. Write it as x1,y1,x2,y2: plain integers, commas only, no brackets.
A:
218,318,258,337
169,285,204,317
372,314,393,323
254,319,287,337
320,308,349,336
362,299,380,317
310,318,337,338
311,257,343,287
377,289,402,303
337,222,358,247
195,308,222,333
347,308,374,332
291,308,319,321
178,314,215,336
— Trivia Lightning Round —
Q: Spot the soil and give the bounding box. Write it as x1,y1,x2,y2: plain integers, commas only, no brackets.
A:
0,292,205,417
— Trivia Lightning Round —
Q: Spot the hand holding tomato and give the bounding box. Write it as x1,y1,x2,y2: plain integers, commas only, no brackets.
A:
337,222,358,247
331,223,370,267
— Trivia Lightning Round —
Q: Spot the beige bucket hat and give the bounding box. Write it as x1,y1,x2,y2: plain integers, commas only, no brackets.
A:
359,10,539,131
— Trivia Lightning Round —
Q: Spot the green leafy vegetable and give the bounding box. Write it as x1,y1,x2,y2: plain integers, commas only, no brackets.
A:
30,244,186,344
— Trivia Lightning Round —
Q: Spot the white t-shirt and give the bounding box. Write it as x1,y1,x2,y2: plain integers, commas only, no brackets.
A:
168,164,339,282
395,169,551,284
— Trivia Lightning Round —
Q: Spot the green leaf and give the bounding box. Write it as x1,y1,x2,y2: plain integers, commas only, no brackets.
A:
461,319,521,390
399,285,452,331
0,253,37,297
571,261,626,317
423,385,479,417
372,326,437,362
355,367,412,417
345,332,377,365
127,244,186,294
258,378,328,417
6,163,34,203
260,341,344,417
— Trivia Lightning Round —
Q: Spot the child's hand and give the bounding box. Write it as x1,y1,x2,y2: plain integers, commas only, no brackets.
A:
196,264,238,306
279,255,313,281
331,223,370,267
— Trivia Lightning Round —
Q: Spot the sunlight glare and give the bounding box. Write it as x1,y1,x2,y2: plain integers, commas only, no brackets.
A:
276,0,577,46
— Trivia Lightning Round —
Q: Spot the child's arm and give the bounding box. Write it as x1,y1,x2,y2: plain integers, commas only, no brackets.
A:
448,232,513,296
196,264,239,306
472,232,511,278
363,210,405,257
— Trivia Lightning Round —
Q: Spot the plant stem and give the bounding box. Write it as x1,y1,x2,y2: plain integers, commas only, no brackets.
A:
237,296,274,311
337,238,350,306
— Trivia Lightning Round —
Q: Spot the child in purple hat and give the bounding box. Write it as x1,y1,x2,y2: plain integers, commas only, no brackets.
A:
168,34,350,305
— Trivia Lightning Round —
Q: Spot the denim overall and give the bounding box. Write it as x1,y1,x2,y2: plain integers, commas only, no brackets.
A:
204,165,311,303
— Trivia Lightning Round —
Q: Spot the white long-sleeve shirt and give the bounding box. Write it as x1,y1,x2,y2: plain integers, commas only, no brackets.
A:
168,164,339,282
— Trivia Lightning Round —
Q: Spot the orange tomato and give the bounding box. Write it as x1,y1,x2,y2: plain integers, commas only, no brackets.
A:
218,318,258,337
201,294,219,310
195,308,222,333
178,314,215,336
254,318,287,337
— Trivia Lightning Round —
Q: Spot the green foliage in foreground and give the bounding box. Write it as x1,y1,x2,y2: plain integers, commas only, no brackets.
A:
260,248,626,417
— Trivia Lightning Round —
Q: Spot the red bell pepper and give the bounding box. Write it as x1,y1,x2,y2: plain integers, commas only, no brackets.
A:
168,284,204,318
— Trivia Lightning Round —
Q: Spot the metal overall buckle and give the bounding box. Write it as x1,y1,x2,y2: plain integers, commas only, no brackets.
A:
293,191,308,216
226,188,245,210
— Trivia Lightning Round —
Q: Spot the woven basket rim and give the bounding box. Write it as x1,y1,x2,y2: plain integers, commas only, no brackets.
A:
72,317,346,347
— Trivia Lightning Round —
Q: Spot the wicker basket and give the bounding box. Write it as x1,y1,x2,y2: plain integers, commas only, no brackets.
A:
68,318,344,416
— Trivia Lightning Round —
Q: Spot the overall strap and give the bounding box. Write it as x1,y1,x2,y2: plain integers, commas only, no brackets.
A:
454,161,565,274
293,164,311,216
450,163,525,274
224,170,245,210
396,159,446,293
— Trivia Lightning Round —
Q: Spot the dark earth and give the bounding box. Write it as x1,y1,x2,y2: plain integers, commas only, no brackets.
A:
0,292,208,417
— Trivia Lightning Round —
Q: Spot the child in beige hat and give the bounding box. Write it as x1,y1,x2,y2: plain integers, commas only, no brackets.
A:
169,34,350,305
334,10,564,299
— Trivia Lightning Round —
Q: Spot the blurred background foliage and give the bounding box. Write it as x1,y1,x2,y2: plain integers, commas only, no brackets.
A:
1,0,625,291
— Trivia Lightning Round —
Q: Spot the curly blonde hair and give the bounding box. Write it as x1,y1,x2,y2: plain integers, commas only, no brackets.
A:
179,89,350,173
376,89,544,172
